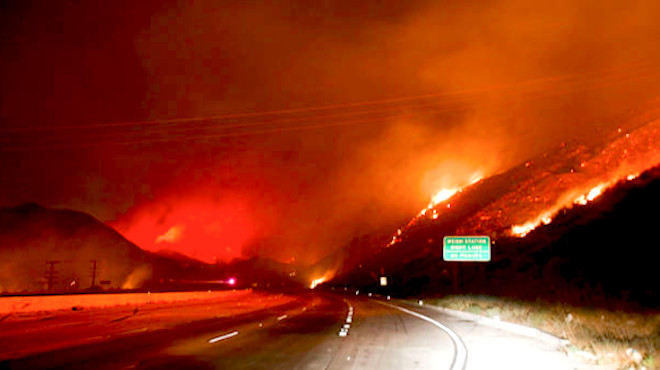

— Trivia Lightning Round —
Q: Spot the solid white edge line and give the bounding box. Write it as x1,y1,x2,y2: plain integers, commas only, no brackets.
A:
208,331,239,343
377,301,467,370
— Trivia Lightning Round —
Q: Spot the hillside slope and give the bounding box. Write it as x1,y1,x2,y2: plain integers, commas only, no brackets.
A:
334,164,660,307
0,204,153,292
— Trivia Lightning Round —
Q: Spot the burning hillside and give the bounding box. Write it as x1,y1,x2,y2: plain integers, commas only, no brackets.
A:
385,108,660,247
326,105,660,305
332,165,660,306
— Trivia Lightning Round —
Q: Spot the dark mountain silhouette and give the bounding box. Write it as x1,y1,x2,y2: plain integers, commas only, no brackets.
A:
0,203,152,292
0,204,228,293
0,203,311,294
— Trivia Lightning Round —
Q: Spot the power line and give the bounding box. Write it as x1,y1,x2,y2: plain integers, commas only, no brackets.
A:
3,59,659,134
1,60,660,151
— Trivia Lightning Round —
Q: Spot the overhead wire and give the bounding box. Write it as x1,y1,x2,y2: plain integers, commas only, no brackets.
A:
3,58,659,134
2,59,660,151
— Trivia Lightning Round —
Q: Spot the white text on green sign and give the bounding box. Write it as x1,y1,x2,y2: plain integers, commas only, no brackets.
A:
443,236,491,262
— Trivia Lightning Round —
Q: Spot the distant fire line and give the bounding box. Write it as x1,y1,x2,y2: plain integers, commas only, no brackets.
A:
510,171,642,238
387,173,483,247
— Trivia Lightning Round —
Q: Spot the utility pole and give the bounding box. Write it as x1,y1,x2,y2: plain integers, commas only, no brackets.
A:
90,259,97,288
44,260,60,291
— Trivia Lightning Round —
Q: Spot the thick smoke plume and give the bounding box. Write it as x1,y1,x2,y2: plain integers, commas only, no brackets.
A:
1,0,659,264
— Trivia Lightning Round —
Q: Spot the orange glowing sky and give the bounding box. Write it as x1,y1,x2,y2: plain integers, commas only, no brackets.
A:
108,189,257,263
2,0,660,264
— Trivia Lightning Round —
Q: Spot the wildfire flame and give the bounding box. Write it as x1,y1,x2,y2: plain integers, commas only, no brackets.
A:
389,120,660,243
574,183,607,206
155,224,185,244
511,223,535,237
387,171,485,247
510,174,637,238
310,276,326,289
430,188,459,207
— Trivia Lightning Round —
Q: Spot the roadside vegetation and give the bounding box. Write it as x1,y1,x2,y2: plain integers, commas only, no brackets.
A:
429,295,658,370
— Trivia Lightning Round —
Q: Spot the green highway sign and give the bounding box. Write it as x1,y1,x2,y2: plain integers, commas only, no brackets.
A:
443,236,491,262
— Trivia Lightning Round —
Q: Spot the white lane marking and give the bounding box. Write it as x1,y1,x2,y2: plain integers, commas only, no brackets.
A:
340,299,354,337
208,331,239,343
377,301,467,370
277,314,288,321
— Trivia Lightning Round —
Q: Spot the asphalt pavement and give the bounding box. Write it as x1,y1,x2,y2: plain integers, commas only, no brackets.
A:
0,291,607,369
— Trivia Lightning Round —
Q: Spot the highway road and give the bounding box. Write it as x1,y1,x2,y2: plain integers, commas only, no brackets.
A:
0,290,605,369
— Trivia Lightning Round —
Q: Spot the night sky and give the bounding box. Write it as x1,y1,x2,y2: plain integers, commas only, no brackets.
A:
2,0,660,263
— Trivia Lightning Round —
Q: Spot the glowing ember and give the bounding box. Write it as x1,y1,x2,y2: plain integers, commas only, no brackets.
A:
573,196,588,206
388,235,400,246
511,222,536,237
586,184,605,201
310,277,326,289
574,183,607,205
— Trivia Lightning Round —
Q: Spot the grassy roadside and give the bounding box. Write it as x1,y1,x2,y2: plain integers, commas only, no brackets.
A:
426,295,658,370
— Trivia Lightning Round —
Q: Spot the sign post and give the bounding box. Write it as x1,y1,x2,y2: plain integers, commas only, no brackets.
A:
443,236,491,262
